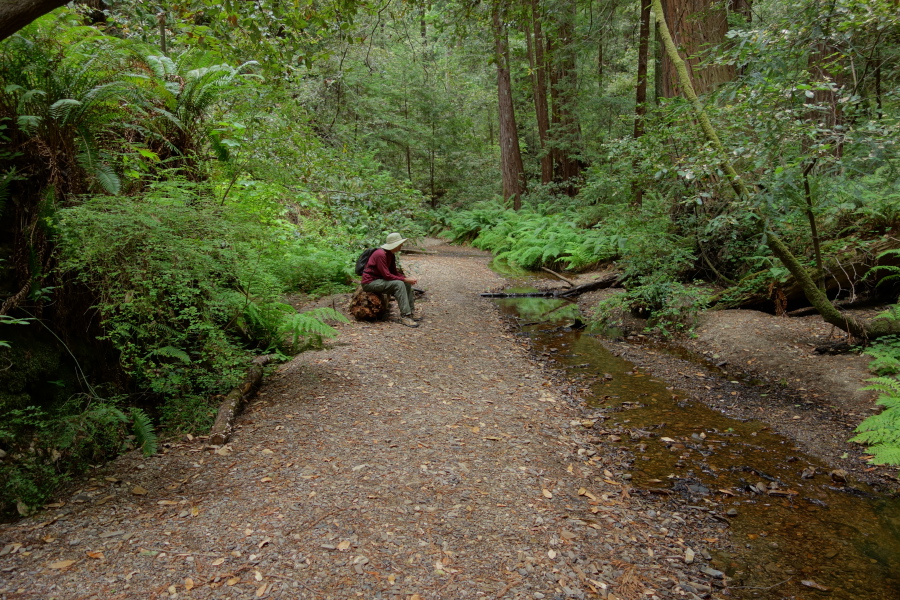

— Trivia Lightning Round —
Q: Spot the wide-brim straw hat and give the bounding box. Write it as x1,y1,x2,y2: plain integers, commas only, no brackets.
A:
381,232,407,251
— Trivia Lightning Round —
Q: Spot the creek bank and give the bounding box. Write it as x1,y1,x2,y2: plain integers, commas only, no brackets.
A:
542,277,897,490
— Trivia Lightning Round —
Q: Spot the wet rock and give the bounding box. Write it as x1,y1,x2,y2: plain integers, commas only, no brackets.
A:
701,567,725,579
830,469,848,484
801,467,816,479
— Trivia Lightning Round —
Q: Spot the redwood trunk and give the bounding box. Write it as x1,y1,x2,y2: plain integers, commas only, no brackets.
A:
530,0,553,185
659,0,736,97
550,0,581,193
493,2,525,209
632,0,652,206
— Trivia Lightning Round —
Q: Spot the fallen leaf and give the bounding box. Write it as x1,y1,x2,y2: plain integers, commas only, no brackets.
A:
0,543,21,556
191,506,199,517
337,541,351,550
256,583,268,597
185,578,194,591
470,426,480,433
48,559,76,569
168,585,177,595
261,449,274,455
131,486,148,496
86,551,104,560
388,573,396,584
215,446,231,456
244,528,254,536
258,537,271,548
254,570,263,581
548,550,557,559
211,557,226,566
226,576,240,586
260,477,273,483
158,500,178,505
410,595,422,600
578,487,587,496
541,489,553,499
801,580,829,591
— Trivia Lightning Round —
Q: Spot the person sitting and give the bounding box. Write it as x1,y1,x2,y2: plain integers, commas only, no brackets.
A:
361,233,421,328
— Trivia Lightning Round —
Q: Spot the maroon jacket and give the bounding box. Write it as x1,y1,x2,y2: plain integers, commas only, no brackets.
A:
361,248,405,285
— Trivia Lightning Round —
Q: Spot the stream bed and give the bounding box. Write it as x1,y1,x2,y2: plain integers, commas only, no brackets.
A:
494,289,900,600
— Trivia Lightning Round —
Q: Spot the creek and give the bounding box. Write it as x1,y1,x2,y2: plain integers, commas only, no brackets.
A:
493,288,900,600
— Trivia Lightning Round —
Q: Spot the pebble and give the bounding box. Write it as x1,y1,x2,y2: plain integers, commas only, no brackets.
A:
726,508,738,517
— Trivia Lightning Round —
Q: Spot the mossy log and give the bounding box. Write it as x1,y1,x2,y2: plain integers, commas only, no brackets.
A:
209,354,273,445
712,237,900,309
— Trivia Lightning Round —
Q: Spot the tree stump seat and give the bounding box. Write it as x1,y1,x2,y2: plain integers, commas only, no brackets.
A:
348,286,391,321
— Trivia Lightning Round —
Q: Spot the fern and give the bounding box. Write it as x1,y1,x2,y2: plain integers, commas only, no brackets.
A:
279,307,349,353
153,345,191,364
868,250,900,287
864,335,900,376
851,376,900,465
129,408,158,456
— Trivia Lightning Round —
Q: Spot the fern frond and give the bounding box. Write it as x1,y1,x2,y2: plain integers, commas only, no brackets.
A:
129,408,158,456
153,345,191,364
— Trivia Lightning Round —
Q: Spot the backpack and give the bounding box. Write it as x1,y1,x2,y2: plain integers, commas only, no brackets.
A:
354,248,377,276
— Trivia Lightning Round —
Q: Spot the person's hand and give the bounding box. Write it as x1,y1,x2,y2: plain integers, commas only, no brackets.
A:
405,277,418,285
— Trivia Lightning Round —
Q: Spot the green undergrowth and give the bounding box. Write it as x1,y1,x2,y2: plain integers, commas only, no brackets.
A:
0,11,424,515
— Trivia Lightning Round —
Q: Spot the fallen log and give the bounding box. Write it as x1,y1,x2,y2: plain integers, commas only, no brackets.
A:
713,237,900,310
209,354,274,445
540,267,575,287
558,273,623,297
480,273,622,299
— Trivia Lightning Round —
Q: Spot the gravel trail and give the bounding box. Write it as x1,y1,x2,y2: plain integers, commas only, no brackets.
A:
0,244,727,600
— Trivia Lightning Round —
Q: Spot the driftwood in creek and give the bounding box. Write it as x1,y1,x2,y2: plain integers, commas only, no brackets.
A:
348,287,390,321
481,272,622,299
209,354,274,445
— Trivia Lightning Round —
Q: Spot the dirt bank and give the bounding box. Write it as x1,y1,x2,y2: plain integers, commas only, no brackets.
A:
565,281,898,490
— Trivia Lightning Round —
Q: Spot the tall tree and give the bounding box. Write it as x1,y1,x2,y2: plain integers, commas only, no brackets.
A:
492,0,525,209
529,0,553,184
547,0,581,193
658,0,736,97
632,0,652,205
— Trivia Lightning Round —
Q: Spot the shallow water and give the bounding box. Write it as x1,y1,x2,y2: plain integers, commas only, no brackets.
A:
495,292,900,600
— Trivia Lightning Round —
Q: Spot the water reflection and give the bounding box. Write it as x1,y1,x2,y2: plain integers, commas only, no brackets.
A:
495,291,900,600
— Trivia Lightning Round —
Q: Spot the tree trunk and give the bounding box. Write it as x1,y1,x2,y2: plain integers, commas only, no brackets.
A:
493,1,525,210
0,0,69,41
658,0,736,98
530,0,553,185
651,0,900,340
549,0,581,194
632,0,652,206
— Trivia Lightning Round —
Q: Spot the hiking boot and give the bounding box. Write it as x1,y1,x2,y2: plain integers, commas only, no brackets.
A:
399,316,419,328
411,308,424,321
